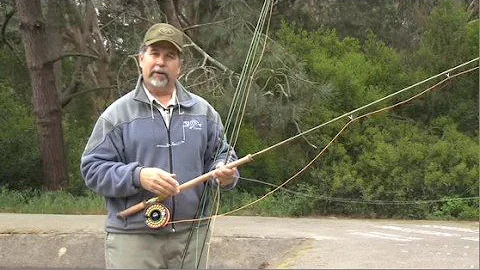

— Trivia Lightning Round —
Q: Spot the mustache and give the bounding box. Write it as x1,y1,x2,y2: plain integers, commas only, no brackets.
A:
150,67,168,76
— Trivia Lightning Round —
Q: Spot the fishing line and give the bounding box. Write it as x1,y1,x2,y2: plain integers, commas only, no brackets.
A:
166,63,479,225
176,2,275,267
194,1,275,266
238,176,480,205
117,60,478,224
252,58,479,158
217,64,479,217
224,0,274,152
118,15,478,269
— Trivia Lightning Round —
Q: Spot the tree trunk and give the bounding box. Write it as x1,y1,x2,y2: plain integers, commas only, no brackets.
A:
45,0,64,99
159,0,181,28
16,0,68,190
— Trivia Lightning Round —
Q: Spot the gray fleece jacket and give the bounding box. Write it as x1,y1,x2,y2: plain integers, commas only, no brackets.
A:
80,77,238,233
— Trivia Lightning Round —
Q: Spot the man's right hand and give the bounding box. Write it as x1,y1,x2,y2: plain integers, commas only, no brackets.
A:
139,167,180,197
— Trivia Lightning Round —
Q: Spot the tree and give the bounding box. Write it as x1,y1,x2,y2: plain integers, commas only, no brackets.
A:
274,0,440,51
16,0,68,190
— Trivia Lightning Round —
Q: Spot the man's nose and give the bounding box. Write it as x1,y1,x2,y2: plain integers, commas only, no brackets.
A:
155,56,166,66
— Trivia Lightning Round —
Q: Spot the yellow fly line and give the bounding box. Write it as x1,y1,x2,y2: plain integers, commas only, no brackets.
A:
167,59,479,225
116,58,479,223
115,1,479,264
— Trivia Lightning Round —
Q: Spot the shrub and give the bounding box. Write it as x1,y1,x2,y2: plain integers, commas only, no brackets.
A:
0,84,42,189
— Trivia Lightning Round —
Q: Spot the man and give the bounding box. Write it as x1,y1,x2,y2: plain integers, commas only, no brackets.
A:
81,23,239,269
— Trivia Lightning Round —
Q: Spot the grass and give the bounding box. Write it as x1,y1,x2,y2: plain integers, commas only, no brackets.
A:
0,187,295,216
0,188,105,214
1,187,477,220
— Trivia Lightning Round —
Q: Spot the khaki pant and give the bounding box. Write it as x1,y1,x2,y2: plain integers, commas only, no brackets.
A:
105,226,210,269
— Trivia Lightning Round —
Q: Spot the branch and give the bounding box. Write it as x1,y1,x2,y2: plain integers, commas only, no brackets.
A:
99,10,126,30
116,54,140,96
467,0,479,19
173,0,191,29
182,18,233,32
183,37,234,74
1,4,22,62
47,53,98,64
60,81,81,107
61,58,83,105
388,113,417,124
1,4,15,43
61,85,116,107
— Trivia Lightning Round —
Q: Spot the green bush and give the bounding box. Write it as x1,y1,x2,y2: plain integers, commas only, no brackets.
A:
268,5,479,220
308,117,478,219
63,89,97,195
429,197,479,220
0,84,42,189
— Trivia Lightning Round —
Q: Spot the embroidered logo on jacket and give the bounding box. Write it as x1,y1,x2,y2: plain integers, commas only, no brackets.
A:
183,120,202,130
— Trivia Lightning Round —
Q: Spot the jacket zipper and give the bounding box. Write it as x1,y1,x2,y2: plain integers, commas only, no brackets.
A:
165,107,176,232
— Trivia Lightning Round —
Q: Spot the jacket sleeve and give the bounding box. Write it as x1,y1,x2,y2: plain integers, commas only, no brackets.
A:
80,117,142,198
205,113,240,190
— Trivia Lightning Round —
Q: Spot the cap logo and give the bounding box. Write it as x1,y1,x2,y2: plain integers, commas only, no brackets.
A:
159,28,175,36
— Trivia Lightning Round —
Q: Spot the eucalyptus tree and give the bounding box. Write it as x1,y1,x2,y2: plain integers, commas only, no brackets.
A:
273,0,441,51
5,0,313,191
16,0,68,190
10,0,137,190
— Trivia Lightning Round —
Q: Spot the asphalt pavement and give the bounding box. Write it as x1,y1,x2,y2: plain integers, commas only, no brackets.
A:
0,213,478,268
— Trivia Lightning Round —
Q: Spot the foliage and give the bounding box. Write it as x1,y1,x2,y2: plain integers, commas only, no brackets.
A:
408,0,479,136
0,84,42,189
428,197,479,220
269,3,478,220
417,0,474,71
219,183,321,217
274,0,440,51
63,94,97,195
0,0,477,220
0,187,105,214
0,48,30,102
305,116,479,220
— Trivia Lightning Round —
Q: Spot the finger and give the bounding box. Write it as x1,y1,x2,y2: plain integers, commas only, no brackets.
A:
164,174,180,187
216,167,236,178
156,180,177,195
158,177,180,195
152,184,175,197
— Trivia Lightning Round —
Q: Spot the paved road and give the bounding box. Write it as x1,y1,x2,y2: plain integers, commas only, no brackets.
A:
0,214,478,269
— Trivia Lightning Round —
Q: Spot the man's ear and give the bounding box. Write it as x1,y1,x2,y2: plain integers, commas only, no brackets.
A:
138,54,144,69
176,58,183,76
176,66,181,77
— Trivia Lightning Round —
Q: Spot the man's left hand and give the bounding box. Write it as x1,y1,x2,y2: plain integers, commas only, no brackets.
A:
213,162,238,187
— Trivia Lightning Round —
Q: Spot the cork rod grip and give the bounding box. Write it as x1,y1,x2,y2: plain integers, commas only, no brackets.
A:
116,154,254,220
116,201,148,219
179,154,253,191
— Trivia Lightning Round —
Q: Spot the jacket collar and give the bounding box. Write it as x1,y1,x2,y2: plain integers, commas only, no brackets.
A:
133,76,197,108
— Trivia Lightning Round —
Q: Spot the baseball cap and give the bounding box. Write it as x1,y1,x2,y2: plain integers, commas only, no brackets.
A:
143,23,184,52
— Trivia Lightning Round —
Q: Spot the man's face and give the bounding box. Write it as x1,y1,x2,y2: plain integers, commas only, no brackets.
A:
139,41,181,93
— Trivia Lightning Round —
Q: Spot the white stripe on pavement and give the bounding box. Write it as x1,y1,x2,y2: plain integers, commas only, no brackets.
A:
419,225,479,234
460,237,479,242
376,225,460,237
350,232,421,242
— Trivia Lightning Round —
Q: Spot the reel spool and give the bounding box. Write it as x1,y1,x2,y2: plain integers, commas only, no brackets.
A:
144,203,170,229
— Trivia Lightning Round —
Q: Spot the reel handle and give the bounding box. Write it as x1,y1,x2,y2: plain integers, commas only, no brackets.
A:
116,154,254,220
116,197,163,219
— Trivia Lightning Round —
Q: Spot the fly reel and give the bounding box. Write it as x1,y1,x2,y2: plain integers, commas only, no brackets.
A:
144,203,170,229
